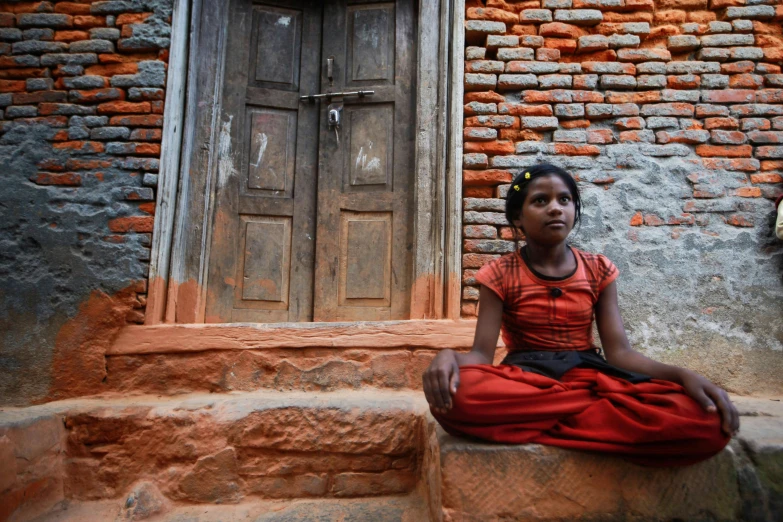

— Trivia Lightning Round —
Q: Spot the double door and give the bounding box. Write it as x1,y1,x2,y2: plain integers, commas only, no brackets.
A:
205,0,415,322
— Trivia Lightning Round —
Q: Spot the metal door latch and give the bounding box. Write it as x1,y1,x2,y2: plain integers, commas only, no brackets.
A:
299,90,374,102
328,102,342,145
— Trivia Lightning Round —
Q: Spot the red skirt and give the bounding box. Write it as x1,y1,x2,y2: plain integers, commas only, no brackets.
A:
431,364,730,467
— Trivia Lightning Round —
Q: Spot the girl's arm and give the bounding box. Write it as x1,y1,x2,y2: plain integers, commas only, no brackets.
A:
595,280,739,435
423,285,502,413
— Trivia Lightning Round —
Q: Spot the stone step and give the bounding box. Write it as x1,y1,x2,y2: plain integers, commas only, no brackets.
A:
28,494,428,522
439,395,783,522
102,321,493,397
0,389,439,522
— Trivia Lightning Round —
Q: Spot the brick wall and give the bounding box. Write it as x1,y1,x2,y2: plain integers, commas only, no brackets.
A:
0,0,172,405
460,0,783,314
459,1,783,393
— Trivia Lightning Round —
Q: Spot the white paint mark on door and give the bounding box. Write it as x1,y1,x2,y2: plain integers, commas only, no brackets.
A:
217,114,235,189
276,16,291,26
250,132,268,168
355,141,381,172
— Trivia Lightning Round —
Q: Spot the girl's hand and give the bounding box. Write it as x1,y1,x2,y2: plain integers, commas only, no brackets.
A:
423,349,460,415
680,370,740,436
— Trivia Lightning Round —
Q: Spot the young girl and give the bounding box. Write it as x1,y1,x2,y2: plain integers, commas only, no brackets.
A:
424,162,739,467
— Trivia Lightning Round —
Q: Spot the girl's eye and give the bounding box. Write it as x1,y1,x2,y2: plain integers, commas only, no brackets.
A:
560,196,571,203
534,197,546,204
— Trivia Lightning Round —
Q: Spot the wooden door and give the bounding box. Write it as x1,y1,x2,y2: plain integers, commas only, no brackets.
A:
206,0,415,323
205,0,322,322
313,0,416,321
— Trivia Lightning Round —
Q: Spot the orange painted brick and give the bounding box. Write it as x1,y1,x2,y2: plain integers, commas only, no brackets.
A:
750,173,783,184
499,129,544,141
54,2,92,15
29,172,81,186
66,159,113,170
726,214,754,227
109,114,163,127
463,169,514,186
695,145,752,158
85,63,139,76
465,186,494,198
464,140,515,155
97,101,151,115
135,143,160,156
73,15,105,28
704,117,739,130
108,216,154,233
54,30,89,42
467,7,517,24
53,141,105,153
498,103,552,116
561,119,590,129
465,91,505,104
734,187,762,198
115,13,153,25
544,38,577,54
761,161,783,171
98,52,157,64
553,144,601,156
0,80,25,92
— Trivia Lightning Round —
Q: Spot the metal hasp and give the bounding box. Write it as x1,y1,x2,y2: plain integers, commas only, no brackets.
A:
299,90,375,102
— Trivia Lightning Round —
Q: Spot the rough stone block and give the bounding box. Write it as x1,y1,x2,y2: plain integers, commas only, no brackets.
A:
666,61,720,74
40,52,97,66
700,34,754,47
661,89,700,102
465,20,507,36
582,61,634,74
69,39,114,53
668,35,700,52
725,6,775,20
0,28,22,42
89,27,120,41
539,74,572,89
636,62,666,74
586,103,612,119
578,35,608,51
707,21,732,34
645,116,680,129
465,73,497,91
702,74,729,89
600,75,636,89
730,47,763,60
486,35,519,49
637,75,666,89
17,13,73,29
608,34,639,49
22,28,54,41
497,47,534,61
11,40,67,54
507,61,560,74
554,9,603,26
519,116,559,130
466,46,485,60
554,129,587,142
640,143,691,156
617,48,671,62
519,10,553,23
732,19,753,33
497,74,537,90
697,48,730,62
554,103,585,118
466,60,504,74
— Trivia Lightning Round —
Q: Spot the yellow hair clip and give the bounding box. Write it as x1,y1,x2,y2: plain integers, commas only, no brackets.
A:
513,184,520,191
524,172,531,180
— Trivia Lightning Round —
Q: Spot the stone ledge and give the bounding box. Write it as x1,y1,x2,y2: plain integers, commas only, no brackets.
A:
439,395,783,522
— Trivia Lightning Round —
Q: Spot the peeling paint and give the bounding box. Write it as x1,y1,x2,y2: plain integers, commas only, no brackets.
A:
217,115,235,190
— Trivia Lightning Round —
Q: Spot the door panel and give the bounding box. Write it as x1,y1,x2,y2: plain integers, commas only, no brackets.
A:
313,0,415,321
205,0,321,323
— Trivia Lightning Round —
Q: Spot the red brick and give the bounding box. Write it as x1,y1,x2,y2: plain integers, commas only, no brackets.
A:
115,13,153,25
667,75,700,90
536,48,560,61
98,52,157,64
498,103,553,116
499,129,544,141
729,74,764,89
54,30,88,41
523,90,572,103
643,214,665,226
509,24,538,37
553,144,601,156
629,212,643,227
695,145,752,158
540,23,583,40
463,169,514,186
66,159,113,170
13,91,67,104
461,301,477,318
0,80,25,93
750,173,783,183
704,117,739,130
667,214,695,226
603,11,654,24
562,50,617,63
572,91,604,103
561,119,590,129
721,61,755,74
734,187,762,197
85,63,138,76
465,91,505,104
619,130,651,143
54,2,91,15
614,117,645,130
726,214,754,227
544,38,577,54
53,141,104,153
0,13,15,26
130,128,161,141
464,187,494,198
73,15,105,28
139,202,155,215
108,216,154,233
702,158,759,171
761,160,783,171
462,253,500,269
464,115,519,128
757,89,783,104
605,91,661,104
97,101,151,115
587,130,615,144
109,114,163,127
464,140,515,155
135,143,160,155
70,88,125,103
29,172,81,186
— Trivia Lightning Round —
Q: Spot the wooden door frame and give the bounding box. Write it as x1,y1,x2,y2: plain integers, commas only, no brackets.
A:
146,0,466,324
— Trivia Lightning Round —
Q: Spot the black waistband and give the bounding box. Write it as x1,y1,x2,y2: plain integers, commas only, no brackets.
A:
501,350,651,383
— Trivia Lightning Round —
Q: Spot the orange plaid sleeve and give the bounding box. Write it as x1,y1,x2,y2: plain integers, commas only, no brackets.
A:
475,255,508,302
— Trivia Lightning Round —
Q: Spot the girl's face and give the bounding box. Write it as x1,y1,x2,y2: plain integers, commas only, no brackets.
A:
512,175,576,246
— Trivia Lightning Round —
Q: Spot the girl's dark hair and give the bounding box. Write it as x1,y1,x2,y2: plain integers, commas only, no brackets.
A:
504,162,582,243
